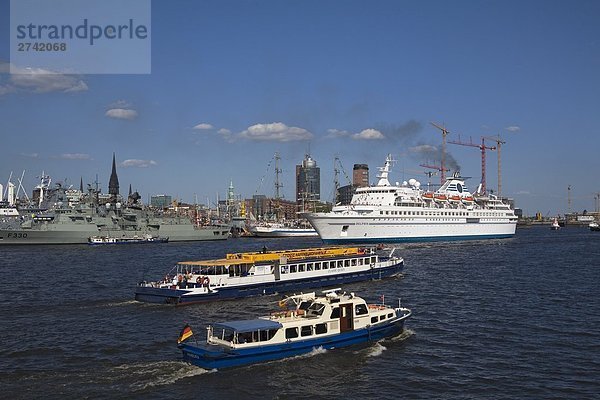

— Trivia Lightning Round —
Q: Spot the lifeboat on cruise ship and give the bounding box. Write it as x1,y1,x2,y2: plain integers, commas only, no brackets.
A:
449,195,461,202
461,196,474,203
434,194,448,201
423,192,434,200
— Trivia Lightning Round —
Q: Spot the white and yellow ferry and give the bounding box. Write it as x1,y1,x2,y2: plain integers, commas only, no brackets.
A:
135,246,403,305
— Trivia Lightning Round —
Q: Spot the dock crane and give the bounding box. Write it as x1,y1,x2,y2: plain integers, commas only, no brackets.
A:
430,122,450,184
485,135,506,197
448,135,496,195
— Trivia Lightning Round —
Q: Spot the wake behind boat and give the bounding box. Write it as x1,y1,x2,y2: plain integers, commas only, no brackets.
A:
302,154,518,243
135,246,403,305
177,288,411,369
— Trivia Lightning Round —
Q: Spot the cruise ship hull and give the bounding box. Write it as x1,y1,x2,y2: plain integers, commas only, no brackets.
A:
305,214,517,244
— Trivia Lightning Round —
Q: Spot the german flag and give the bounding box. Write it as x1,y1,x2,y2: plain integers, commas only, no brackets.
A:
177,324,193,344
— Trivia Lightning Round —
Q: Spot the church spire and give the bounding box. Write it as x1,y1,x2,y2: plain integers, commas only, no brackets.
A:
108,153,120,198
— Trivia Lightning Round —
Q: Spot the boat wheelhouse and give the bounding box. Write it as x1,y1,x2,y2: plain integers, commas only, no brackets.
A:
135,246,403,305
177,289,411,369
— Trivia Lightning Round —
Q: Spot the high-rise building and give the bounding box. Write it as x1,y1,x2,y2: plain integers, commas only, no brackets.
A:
353,164,369,187
151,194,172,208
337,163,370,205
108,153,120,198
296,154,320,207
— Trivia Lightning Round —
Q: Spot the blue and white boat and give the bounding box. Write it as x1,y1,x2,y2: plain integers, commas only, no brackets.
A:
135,246,403,305
88,234,169,245
177,289,411,369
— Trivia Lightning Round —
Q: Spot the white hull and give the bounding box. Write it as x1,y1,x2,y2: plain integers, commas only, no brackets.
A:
250,225,318,237
305,211,516,243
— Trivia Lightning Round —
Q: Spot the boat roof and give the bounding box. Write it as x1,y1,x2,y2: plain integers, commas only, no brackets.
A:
212,319,283,333
178,246,365,266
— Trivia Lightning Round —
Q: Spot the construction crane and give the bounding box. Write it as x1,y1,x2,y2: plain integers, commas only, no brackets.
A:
430,122,450,184
332,156,352,204
419,162,449,187
448,135,496,194
485,134,506,197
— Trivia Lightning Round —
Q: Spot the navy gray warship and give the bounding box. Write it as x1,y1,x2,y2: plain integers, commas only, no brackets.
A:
0,155,230,245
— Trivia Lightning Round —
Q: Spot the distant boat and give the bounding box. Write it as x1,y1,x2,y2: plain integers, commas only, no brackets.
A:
550,218,561,230
88,234,169,245
248,221,318,237
177,288,412,370
589,221,600,232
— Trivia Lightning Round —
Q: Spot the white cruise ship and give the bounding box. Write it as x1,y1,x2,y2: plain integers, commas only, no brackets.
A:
302,155,518,243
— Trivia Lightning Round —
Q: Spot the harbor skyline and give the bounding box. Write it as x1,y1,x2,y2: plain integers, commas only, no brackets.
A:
1,0,599,216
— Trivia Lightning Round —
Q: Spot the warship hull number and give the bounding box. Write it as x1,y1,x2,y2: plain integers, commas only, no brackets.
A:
7,233,28,239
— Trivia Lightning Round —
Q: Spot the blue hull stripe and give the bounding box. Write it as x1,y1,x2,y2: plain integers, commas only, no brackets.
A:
322,234,514,244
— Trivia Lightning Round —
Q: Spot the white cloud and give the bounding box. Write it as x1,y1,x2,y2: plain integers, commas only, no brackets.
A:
60,153,91,160
20,152,39,158
1,63,88,94
505,126,520,132
352,128,385,140
193,123,214,130
105,108,138,120
239,122,313,142
121,159,157,168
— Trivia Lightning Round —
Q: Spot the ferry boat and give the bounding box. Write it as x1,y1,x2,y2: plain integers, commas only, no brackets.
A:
302,154,518,243
589,221,600,232
177,288,411,369
88,234,169,245
550,218,561,230
248,221,318,237
135,246,403,305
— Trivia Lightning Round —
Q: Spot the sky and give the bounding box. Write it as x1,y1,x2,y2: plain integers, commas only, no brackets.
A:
1,0,599,217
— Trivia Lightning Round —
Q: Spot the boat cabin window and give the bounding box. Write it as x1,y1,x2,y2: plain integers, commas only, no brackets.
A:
258,329,278,341
351,259,357,266
322,261,329,270
342,225,349,232
337,260,343,268
285,327,299,339
371,316,378,324
388,313,393,318
298,264,305,272
358,259,363,266
301,326,313,337
299,301,312,311
314,262,321,270
330,307,340,319
371,256,377,264
315,323,327,335
355,304,369,316
290,264,297,273
307,302,326,316
380,315,386,321
307,263,313,271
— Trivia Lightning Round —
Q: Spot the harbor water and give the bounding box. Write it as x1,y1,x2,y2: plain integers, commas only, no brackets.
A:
1,226,599,399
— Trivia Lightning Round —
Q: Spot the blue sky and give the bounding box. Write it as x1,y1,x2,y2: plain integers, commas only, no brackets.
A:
1,0,599,216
